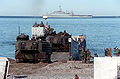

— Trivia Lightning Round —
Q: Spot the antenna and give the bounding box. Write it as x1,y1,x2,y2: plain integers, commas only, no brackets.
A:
59,5,62,11
18,25,20,35
43,16,48,27
71,10,74,15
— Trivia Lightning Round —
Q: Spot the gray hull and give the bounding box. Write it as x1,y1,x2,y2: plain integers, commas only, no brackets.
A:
43,15,92,19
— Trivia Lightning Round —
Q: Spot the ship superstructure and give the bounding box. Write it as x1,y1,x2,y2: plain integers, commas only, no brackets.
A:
43,6,92,19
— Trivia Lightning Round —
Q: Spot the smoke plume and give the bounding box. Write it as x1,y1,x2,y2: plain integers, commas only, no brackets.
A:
31,0,45,16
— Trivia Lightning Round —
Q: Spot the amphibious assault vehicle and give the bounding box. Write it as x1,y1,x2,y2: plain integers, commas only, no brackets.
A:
46,31,71,52
15,33,52,63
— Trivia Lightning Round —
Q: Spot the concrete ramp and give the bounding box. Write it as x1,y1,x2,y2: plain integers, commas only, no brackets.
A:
94,57,117,79
0,57,9,79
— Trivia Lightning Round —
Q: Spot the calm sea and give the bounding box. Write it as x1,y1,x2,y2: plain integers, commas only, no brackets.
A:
0,17,120,59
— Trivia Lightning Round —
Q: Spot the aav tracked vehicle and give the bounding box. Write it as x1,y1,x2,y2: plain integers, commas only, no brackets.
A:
15,33,52,63
46,30,71,52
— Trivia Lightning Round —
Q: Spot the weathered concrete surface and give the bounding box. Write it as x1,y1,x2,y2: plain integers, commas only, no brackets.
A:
0,57,9,79
114,57,120,65
94,57,117,79
113,57,120,78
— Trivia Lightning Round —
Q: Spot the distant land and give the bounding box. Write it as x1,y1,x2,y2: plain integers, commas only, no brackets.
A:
0,16,120,18
93,16,120,18
0,16,42,18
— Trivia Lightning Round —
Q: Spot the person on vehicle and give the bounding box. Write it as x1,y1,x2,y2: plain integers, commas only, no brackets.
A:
63,30,69,36
40,21,44,27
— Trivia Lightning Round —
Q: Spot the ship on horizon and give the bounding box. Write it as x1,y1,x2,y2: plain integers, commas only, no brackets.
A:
43,6,92,19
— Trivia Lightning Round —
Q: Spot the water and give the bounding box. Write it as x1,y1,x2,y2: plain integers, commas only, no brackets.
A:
0,17,120,59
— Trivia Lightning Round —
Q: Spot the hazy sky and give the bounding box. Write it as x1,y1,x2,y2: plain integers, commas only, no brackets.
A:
0,0,120,16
